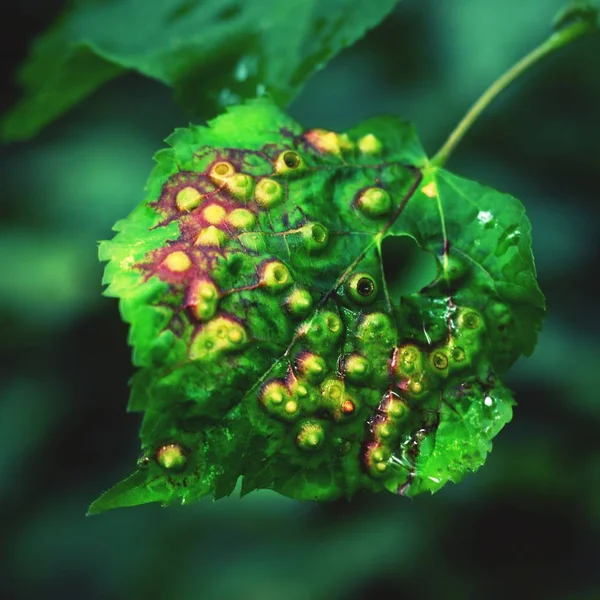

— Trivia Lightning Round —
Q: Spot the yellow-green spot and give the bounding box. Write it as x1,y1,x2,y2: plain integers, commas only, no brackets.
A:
227,208,256,230
194,225,228,248
202,204,227,225
357,312,394,343
387,397,409,421
458,308,483,331
262,381,287,407
343,353,370,382
189,316,248,360
274,150,306,176
209,161,235,185
255,178,284,209
189,279,219,321
297,352,327,382
285,287,313,318
176,186,203,212
430,350,449,371
321,377,345,402
296,420,325,451
357,187,391,218
227,173,254,201
156,443,187,471
305,129,343,155
358,133,382,154
347,272,378,304
301,222,329,252
421,181,437,198
261,260,292,292
163,251,191,273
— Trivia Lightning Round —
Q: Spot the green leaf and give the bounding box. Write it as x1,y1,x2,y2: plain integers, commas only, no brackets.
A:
1,0,398,142
553,0,599,31
89,99,545,514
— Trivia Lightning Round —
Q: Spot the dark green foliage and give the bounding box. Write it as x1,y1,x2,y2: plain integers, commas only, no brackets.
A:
0,0,398,141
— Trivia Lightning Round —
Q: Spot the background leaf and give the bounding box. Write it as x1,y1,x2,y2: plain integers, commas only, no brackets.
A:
554,0,599,30
1,0,399,142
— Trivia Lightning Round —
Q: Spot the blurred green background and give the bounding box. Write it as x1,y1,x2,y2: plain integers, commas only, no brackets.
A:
1,1,599,599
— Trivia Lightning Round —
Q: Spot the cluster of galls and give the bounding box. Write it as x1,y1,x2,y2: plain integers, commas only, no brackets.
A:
143,131,397,366
255,298,486,486
139,129,487,490
144,148,325,361
364,307,485,479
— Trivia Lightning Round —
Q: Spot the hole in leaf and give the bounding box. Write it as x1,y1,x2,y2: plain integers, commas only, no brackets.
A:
381,235,438,298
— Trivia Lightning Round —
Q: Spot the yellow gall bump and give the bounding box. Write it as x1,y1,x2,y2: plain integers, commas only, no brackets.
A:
156,443,187,471
176,186,203,212
260,260,292,292
226,208,256,230
449,344,467,364
285,287,313,318
358,133,382,154
301,223,329,252
194,225,228,248
321,377,345,402
430,350,449,371
296,352,327,382
347,272,378,304
387,398,409,421
226,173,254,201
294,383,309,398
458,309,483,330
285,400,299,414
366,444,391,478
228,328,244,343
262,381,287,406
274,150,306,175
209,161,235,184
357,187,391,218
421,182,437,198
338,133,354,152
375,420,395,440
400,345,420,364
189,316,248,360
163,251,191,273
372,448,386,463
408,375,427,398
396,345,423,377
189,279,219,321
343,353,370,382
305,129,343,155
202,204,227,225
296,420,325,451
254,178,284,209
357,312,394,343
324,312,342,334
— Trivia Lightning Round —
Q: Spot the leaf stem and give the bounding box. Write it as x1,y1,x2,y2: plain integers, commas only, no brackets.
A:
430,19,597,169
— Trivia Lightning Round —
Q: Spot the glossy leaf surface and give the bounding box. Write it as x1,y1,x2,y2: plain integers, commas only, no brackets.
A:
90,99,544,513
